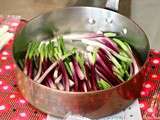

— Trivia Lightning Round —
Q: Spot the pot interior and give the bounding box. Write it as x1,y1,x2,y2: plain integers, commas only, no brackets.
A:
13,7,150,70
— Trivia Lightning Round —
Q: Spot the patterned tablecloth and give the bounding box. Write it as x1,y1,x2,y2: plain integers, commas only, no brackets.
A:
0,16,160,120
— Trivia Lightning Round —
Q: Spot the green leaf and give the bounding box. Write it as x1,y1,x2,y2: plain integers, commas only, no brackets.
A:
104,32,117,37
88,49,98,64
124,70,130,79
42,43,46,60
124,42,132,51
114,72,125,82
47,41,51,60
76,52,85,73
57,36,72,77
119,60,131,80
26,42,32,58
47,40,58,61
113,38,130,55
109,54,122,69
26,41,41,61
92,49,98,64
98,79,112,90
121,61,130,71
44,43,48,60
113,66,123,77
28,42,35,59
64,61,72,77
39,43,45,61
60,36,66,54
28,41,40,59
54,47,59,59
115,53,132,63
63,48,75,77
63,51,72,59
71,48,77,54
57,36,65,56
120,50,129,58
109,53,126,77
97,81,103,90
121,61,126,70
60,48,76,59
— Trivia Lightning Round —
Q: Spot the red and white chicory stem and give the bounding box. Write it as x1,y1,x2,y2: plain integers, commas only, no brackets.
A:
34,59,42,81
72,57,85,80
69,61,79,91
55,74,62,84
59,61,70,91
36,61,58,84
22,31,139,92
88,52,99,90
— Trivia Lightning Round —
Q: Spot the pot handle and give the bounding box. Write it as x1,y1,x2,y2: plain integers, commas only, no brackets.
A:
105,0,119,12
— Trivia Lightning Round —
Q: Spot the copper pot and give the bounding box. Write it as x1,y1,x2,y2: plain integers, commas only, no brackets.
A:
13,3,150,119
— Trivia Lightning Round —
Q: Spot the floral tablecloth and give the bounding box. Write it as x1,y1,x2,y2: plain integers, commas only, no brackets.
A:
0,15,160,120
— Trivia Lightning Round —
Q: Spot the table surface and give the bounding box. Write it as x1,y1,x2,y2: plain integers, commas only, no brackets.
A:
0,16,160,120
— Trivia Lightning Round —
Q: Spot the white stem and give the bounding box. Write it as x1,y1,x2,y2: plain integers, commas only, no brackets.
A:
53,68,58,79
36,53,73,83
83,82,88,92
36,61,58,83
69,79,74,87
48,80,57,89
57,83,64,91
55,74,62,84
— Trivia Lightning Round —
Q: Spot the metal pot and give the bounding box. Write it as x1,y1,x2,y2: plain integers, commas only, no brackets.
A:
13,0,150,119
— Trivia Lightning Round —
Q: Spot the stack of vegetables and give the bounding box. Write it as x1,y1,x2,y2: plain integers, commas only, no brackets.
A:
21,32,139,92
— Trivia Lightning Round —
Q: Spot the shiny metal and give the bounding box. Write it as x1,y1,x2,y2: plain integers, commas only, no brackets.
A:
105,0,119,11
13,7,150,118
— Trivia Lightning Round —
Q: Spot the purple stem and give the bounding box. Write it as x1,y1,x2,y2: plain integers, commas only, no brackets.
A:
92,36,119,53
96,54,114,77
96,64,120,86
78,80,84,92
72,57,84,80
85,79,91,91
82,81,88,92
98,49,112,68
59,61,70,91
25,58,33,79
84,63,92,90
36,61,58,84
44,80,50,87
90,64,98,90
43,60,55,84
47,77,57,89
70,60,79,92
34,59,42,81
96,69,112,86
72,70,79,92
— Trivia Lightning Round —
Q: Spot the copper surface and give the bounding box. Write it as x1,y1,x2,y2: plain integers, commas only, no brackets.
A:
13,7,150,119
15,63,146,119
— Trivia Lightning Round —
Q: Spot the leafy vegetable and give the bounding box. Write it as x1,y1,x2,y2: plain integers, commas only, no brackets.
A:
104,32,117,38
98,79,112,90
22,31,139,92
